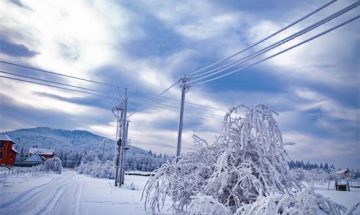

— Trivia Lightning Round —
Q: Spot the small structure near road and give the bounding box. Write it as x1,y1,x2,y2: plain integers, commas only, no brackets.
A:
336,168,352,178
0,134,18,167
22,153,46,166
21,147,55,166
29,147,55,159
335,168,352,191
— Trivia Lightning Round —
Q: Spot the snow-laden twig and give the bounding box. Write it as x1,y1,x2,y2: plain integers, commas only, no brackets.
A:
236,188,346,215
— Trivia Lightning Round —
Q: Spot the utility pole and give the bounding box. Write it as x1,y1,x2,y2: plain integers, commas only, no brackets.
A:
113,88,129,187
119,88,128,186
120,120,130,184
113,104,123,187
176,77,189,157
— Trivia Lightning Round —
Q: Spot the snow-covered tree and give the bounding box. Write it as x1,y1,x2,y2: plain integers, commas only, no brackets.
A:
144,105,301,213
39,156,62,174
143,104,348,214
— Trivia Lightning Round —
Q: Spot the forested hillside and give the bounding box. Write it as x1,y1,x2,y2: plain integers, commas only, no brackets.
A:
4,127,171,171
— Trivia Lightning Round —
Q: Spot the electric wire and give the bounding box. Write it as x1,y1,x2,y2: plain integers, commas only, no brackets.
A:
188,0,360,85
135,105,224,120
186,0,337,77
132,92,226,112
127,80,180,118
0,70,107,94
190,14,360,86
135,95,225,113
130,97,224,118
0,75,116,99
0,60,117,87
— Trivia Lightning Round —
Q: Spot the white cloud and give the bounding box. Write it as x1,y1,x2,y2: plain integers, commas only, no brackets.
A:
175,13,240,41
283,131,359,168
294,88,326,101
0,0,138,123
245,2,360,87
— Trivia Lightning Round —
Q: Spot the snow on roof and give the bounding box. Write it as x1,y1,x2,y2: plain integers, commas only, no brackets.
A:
23,154,45,163
336,169,350,174
12,146,19,153
0,134,15,143
29,147,54,155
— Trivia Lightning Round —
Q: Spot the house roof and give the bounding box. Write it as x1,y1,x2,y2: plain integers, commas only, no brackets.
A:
0,134,15,143
336,169,350,174
29,147,54,155
23,154,45,163
12,146,19,153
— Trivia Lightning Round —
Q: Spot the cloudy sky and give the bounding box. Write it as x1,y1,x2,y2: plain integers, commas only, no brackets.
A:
0,0,359,168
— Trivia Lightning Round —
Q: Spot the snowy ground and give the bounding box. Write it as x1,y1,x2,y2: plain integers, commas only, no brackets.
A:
0,169,359,215
312,182,360,209
0,169,168,215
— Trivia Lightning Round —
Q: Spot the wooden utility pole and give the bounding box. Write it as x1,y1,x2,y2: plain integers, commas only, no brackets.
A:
114,105,123,187
118,88,128,186
176,77,189,158
120,120,130,184
113,109,122,187
113,88,129,187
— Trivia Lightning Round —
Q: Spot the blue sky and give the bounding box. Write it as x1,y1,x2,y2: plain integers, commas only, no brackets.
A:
0,0,359,168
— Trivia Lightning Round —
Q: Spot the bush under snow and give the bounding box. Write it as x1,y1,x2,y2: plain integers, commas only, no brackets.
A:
37,157,62,174
143,104,350,214
236,188,346,215
77,160,115,179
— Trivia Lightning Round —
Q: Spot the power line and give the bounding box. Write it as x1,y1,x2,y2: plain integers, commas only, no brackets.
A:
188,0,360,85
131,93,225,113
155,104,224,119
186,0,337,77
130,97,224,118
0,75,116,99
0,60,117,87
130,90,225,112
0,70,107,94
132,104,224,120
127,80,180,118
129,97,225,118
190,14,360,86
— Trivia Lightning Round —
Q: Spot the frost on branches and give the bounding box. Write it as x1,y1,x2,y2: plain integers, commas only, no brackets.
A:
237,188,346,215
143,104,347,214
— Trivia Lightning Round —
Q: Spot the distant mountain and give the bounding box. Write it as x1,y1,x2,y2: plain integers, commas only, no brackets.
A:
3,127,171,170
5,127,113,151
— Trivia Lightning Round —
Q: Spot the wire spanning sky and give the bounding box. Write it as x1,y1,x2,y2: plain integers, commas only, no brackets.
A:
0,0,359,168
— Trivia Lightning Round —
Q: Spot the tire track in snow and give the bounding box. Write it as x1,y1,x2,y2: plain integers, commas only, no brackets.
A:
0,174,64,209
1,172,74,215
35,183,66,215
74,179,85,215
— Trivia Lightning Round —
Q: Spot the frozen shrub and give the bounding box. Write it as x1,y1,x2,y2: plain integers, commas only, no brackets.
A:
187,194,231,215
290,168,306,182
236,188,346,215
38,157,62,174
76,160,115,179
144,104,301,214
345,202,360,215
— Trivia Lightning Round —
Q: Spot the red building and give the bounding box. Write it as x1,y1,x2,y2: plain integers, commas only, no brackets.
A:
0,134,18,166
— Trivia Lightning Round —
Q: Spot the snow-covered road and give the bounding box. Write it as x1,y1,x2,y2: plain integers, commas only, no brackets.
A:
1,170,358,215
1,171,86,215
0,170,162,215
